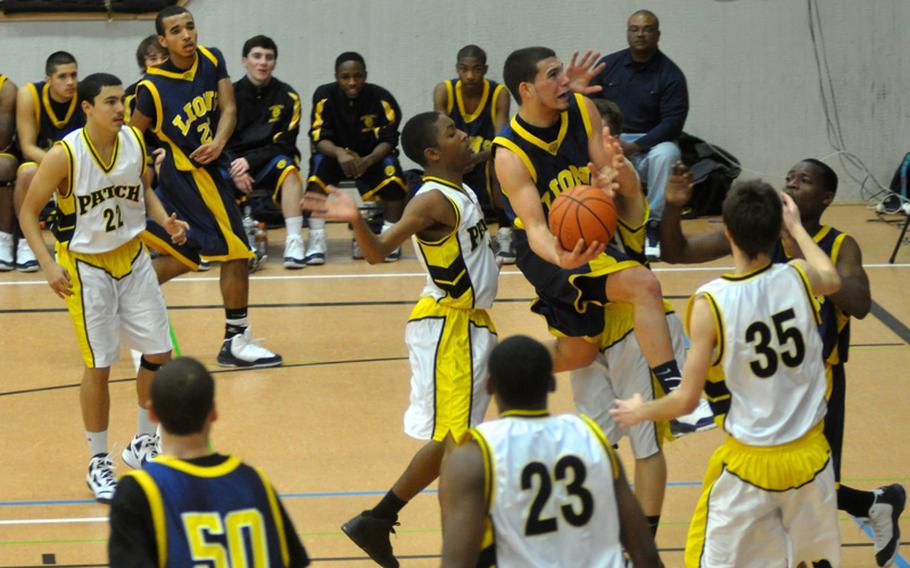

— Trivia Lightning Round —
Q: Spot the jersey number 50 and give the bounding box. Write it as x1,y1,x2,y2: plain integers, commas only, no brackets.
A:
183,509,269,567
521,455,594,536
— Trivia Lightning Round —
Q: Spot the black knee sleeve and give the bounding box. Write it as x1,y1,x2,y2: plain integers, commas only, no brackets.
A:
139,356,162,372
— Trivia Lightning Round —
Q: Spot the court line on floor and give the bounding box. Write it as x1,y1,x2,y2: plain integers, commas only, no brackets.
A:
0,261,908,288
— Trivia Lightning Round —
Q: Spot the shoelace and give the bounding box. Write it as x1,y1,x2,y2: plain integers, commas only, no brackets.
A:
92,456,116,485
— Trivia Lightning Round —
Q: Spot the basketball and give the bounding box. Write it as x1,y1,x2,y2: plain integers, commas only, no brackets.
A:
547,185,618,250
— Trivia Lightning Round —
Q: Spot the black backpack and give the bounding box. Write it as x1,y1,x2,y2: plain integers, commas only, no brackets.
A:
678,132,742,218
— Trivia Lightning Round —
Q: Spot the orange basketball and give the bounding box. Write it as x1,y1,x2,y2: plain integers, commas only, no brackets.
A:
548,185,618,250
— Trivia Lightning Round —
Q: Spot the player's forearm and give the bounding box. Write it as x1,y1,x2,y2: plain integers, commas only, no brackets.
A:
21,143,46,164
316,140,343,160
525,223,562,266
639,389,699,422
18,209,54,268
790,225,841,294
213,106,236,150
351,215,390,264
363,142,392,168
829,276,870,319
0,121,13,150
144,187,171,228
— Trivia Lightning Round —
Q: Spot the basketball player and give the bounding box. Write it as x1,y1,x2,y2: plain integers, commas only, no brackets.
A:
228,35,306,269
19,73,188,502
432,45,513,263
303,111,498,568
130,5,282,368
493,47,684,400
612,182,842,566
108,357,310,566
305,52,407,264
0,72,18,271
440,335,660,567
14,51,86,272
659,160,906,567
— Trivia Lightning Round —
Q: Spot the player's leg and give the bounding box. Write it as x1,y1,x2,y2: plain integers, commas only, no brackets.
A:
640,141,681,229
276,167,306,269
303,153,341,265
604,266,681,386
12,163,38,271
781,460,840,567
0,153,17,270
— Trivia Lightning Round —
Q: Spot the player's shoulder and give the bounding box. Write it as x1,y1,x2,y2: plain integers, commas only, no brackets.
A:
311,82,336,99
198,45,226,66
365,82,397,102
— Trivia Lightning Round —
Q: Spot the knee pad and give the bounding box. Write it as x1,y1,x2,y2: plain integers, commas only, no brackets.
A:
139,356,162,372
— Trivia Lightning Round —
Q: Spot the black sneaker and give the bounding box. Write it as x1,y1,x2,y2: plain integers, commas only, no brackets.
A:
868,483,906,567
341,511,399,568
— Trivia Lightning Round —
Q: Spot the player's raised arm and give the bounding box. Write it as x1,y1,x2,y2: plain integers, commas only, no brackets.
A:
781,192,841,296
658,162,731,263
439,440,487,568
18,145,70,296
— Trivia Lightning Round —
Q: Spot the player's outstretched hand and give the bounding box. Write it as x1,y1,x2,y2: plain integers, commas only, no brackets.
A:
163,213,190,245
780,192,803,233
666,162,694,208
588,160,618,200
566,50,605,95
609,394,645,427
45,262,73,299
189,140,224,165
555,236,605,269
301,185,360,223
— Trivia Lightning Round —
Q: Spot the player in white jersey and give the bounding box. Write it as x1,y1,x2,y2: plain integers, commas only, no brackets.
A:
304,111,498,567
612,181,843,567
19,73,188,504
440,335,660,567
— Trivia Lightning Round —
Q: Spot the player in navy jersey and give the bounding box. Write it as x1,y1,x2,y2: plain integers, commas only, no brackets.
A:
108,357,309,567
0,73,18,271
130,5,282,369
433,45,513,263
659,159,906,567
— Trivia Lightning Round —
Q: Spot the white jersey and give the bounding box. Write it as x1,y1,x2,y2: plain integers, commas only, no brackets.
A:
411,176,498,310
56,126,147,253
694,262,827,446
470,412,625,568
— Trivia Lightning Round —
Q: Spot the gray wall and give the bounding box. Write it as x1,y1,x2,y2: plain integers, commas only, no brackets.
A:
1,0,906,201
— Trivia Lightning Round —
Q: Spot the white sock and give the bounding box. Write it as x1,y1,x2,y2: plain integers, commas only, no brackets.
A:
87,430,108,458
137,406,156,437
285,215,303,238
308,217,326,231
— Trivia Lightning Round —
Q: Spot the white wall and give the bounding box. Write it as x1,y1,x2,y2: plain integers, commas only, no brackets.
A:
1,0,906,201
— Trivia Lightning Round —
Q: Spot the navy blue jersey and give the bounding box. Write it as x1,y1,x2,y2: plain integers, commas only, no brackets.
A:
24,80,85,150
126,455,293,567
493,92,593,223
443,78,506,155
135,46,229,172
771,225,851,365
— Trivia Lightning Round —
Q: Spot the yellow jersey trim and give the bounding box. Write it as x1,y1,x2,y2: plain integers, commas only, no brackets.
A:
492,136,537,184
509,112,568,157
490,84,505,126
27,83,41,127
80,128,120,174
136,80,164,134
197,45,219,67
829,231,846,266
254,467,291,567
444,80,454,115
146,51,201,81
469,428,495,512
125,470,168,568
690,291,726,367
41,82,78,130
721,261,773,281
154,454,242,477
790,263,822,325
381,99,396,124
576,93,593,138
500,409,549,418
57,140,75,199
128,126,149,178
456,79,490,124
310,98,327,142
288,91,301,131
578,413,620,479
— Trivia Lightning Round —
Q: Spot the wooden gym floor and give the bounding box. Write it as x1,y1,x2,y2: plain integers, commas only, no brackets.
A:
0,204,908,567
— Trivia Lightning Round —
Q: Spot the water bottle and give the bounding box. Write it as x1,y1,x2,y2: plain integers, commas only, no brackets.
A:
254,222,268,258
242,205,256,249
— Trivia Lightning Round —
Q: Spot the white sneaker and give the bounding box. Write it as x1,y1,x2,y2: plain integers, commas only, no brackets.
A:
283,234,306,269
671,398,717,438
496,227,516,265
217,328,283,368
868,484,906,567
197,259,212,271
86,454,117,503
0,232,13,271
352,239,364,260
304,229,326,265
15,238,38,272
384,246,401,262
122,433,161,469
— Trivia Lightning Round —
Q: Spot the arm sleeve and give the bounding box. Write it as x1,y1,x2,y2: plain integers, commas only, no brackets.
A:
309,87,334,145
277,498,311,567
211,47,230,81
108,476,158,568
376,91,401,148
243,86,302,170
134,85,157,125
635,71,688,151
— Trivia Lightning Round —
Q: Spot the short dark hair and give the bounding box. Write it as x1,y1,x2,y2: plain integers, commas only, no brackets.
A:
136,34,167,70
801,158,838,196
503,46,555,103
151,357,215,436
335,51,366,72
242,35,278,59
155,5,191,36
488,335,553,408
401,111,441,167
593,98,624,135
630,9,660,30
45,51,77,76
722,180,782,260
457,44,487,65
77,73,121,105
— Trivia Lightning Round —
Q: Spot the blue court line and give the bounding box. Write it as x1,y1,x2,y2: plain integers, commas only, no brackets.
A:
0,480,707,508
853,517,910,568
